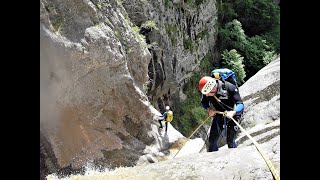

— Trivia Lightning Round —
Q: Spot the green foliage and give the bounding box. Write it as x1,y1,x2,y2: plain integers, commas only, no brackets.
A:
114,31,119,38
143,80,152,93
218,1,237,24
97,0,102,10
185,0,194,6
196,29,208,40
234,0,280,36
199,51,214,74
221,49,246,85
191,107,208,123
183,37,194,52
219,19,247,51
218,18,277,78
165,25,178,33
133,26,146,46
165,25,178,46
261,24,280,53
141,20,159,31
133,26,140,32
195,0,204,6
164,0,171,8
244,35,276,72
262,50,276,65
184,0,204,9
216,0,280,78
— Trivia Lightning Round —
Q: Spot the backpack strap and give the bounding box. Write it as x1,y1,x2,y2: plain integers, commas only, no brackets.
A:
221,79,226,90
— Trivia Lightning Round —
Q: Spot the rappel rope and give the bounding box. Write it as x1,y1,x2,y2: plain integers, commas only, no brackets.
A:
172,115,212,158
213,95,233,110
172,110,280,180
215,111,280,180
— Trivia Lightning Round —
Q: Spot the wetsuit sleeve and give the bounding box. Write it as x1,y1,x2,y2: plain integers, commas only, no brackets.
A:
163,112,168,119
228,84,244,114
200,94,210,110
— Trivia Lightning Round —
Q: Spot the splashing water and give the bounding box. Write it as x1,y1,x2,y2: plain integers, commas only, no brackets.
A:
45,138,205,180
46,161,109,180
46,164,157,180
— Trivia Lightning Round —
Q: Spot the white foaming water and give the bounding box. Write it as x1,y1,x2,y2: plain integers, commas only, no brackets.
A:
46,161,111,180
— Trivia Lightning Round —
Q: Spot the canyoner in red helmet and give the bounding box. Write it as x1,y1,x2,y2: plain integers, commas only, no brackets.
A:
198,76,244,152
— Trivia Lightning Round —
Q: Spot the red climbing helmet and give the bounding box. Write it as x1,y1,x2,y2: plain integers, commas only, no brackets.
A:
198,76,217,95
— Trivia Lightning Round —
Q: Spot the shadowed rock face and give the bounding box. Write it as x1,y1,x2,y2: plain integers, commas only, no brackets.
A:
122,0,218,109
40,0,156,177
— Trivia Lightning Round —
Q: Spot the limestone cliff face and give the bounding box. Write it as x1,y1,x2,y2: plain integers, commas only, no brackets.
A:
40,0,217,178
122,0,218,109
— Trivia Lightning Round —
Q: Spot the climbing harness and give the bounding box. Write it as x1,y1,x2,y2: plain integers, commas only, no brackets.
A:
173,115,212,158
216,115,227,137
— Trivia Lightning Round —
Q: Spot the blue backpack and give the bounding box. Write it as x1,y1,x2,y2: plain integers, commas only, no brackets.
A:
211,68,238,87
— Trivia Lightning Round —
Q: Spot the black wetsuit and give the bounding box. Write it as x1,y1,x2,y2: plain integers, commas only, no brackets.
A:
200,79,244,151
159,111,168,132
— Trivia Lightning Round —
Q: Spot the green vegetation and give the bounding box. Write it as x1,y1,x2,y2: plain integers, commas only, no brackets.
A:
234,0,280,38
141,20,159,31
219,19,276,78
219,19,247,51
199,51,214,73
185,0,194,6
196,29,209,40
133,20,159,49
185,0,204,8
97,0,102,10
114,31,119,38
183,37,194,52
221,49,246,85
217,0,279,79
133,25,146,46
243,35,276,75
165,25,178,46
195,0,204,6
164,0,171,8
